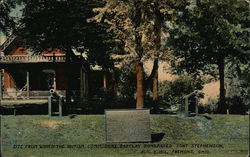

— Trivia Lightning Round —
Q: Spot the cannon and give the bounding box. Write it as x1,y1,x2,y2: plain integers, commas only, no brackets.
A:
49,89,63,98
48,89,64,117
177,90,200,117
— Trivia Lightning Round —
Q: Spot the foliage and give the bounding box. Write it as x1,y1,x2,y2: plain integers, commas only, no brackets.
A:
168,0,249,74
158,75,203,105
0,0,22,35
92,0,189,61
116,61,137,101
18,0,117,69
225,59,250,113
83,23,119,69
167,0,250,113
226,96,248,114
200,98,218,113
91,0,188,108
115,60,157,108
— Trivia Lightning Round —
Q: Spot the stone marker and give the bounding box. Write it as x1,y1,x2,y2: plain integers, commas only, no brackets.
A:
105,109,151,142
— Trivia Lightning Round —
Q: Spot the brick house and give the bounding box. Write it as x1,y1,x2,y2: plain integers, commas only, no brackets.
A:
0,35,89,102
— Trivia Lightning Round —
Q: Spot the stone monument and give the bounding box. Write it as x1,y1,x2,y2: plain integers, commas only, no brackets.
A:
105,109,151,142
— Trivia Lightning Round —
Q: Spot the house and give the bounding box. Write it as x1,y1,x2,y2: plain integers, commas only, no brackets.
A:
0,35,89,102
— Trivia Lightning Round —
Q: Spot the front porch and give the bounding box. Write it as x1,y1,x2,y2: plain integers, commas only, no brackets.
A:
0,63,88,102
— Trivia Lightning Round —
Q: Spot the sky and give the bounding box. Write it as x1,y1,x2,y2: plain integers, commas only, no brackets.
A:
0,3,23,44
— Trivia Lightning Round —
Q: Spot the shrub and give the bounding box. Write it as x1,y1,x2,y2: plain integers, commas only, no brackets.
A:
158,75,203,106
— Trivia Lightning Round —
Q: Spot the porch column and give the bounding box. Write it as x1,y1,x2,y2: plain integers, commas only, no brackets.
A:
103,73,107,89
83,70,86,96
86,73,89,96
26,71,30,99
0,69,2,100
80,66,84,100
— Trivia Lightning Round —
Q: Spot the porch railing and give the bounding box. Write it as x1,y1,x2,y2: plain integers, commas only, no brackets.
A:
0,55,66,63
2,90,51,100
1,90,86,100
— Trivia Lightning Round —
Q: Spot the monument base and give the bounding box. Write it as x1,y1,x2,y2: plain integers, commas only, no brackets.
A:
105,109,151,143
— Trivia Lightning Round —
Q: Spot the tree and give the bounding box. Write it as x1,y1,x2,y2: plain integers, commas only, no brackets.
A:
225,59,250,114
92,0,186,108
167,0,249,113
117,60,136,100
11,0,124,104
18,0,117,69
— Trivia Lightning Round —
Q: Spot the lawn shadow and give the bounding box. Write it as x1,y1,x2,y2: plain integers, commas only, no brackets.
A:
151,133,165,143
69,114,77,119
201,115,212,120
1,103,48,115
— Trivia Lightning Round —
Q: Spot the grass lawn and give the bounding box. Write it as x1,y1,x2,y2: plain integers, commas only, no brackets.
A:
1,114,249,157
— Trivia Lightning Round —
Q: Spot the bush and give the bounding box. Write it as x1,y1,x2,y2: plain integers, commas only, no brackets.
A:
200,98,218,113
64,97,137,114
116,60,137,101
158,75,203,106
226,96,248,114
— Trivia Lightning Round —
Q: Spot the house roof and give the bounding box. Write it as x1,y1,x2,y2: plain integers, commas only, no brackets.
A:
0,35,18,53
0,35,90,71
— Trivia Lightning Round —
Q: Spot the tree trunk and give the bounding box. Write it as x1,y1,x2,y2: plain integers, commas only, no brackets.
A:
217,57,226,113
135,61,144,109
152,59,158,101
133,5,144,109
64,46,74,102
103,73,107,89
151,4,163,102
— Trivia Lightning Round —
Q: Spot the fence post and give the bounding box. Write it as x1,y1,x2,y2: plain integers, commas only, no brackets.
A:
59,97,63,117
26,71,30,99
185,97,189,116
195,96,199,115
0,69,2,101
48,96,52,117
